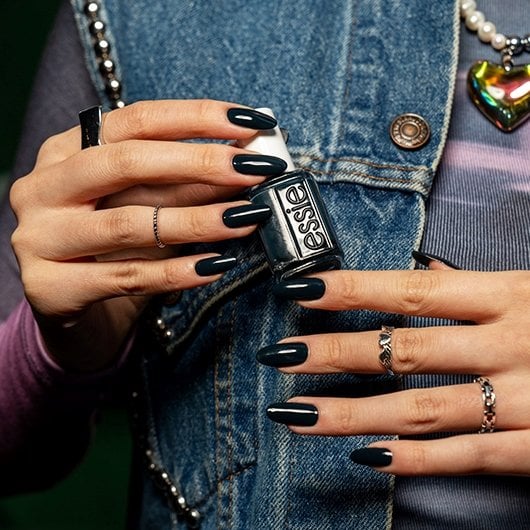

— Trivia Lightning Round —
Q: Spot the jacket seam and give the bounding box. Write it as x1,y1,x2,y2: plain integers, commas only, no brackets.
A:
300,153,428,172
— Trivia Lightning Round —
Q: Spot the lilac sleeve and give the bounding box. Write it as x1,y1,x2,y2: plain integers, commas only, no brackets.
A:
0,2,126,493
0,300,122,493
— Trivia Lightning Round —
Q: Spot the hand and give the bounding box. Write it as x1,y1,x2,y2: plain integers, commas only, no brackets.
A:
261,265,530,476
10,100,281,371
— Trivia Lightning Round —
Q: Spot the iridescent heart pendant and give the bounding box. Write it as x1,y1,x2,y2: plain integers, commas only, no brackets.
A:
467,60,530,132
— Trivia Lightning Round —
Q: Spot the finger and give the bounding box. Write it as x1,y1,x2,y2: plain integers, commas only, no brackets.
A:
38,140,283,205
351,430,530,476
97,182,241,209
44,100,275,163
33,201,260,260
278,376,528,436
28,253,237,317
266,323,519,375
292,270,527,322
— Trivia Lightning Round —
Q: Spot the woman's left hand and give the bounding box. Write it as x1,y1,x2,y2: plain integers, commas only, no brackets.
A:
261,267,530,476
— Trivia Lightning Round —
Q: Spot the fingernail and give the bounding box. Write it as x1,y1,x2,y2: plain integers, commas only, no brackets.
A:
232,154,287,176
350,447,393,467
195,255,238,277
222,203,272,228
227,108,277,130
272,278,325,301
256,342,308,367
266,402,318,426
412,250,461,270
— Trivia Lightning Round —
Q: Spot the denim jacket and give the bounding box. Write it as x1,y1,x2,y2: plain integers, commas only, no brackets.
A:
71,1,459,528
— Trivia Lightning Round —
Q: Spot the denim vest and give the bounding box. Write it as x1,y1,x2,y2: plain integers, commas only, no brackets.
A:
71,1,459,528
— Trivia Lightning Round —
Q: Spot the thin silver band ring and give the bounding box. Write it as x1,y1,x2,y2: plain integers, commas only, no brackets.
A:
153,204,166,248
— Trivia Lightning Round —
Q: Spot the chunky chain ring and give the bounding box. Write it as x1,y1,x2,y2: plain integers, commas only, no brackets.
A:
474,376,496,433
378,325,395,375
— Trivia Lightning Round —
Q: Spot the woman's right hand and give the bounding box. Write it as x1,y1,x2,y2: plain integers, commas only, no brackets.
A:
9,100,282,372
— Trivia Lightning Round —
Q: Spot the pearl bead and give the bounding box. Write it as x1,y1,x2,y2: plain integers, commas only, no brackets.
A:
491,33,506,50
465,11,485,32
478,21,495,43
460,0,476,18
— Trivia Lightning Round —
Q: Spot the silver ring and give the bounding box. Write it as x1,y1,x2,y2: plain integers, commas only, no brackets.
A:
474,377,496,433
378,325,395,375
153,205,166,248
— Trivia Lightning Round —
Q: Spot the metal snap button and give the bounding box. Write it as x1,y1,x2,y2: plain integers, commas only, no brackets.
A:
390,113,431,150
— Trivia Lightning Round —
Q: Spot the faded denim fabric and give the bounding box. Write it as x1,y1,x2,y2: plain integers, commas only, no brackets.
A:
71,1,459,528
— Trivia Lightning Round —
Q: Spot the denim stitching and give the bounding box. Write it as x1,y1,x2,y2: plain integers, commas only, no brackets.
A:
227,298,236,528
301,153,428,172
214,307,222,529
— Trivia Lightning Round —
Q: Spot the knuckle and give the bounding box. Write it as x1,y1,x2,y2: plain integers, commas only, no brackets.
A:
184,208,209,240
196,98,217,122
38,134,63,160
192,144,226,178
118,101,152,138
106,141,142,178
335,273,362,306
161,261,183,290
397,271,437,314
405,391,446,433
113,261,144,295
336,402,355,435
321,335,349,371
105,209,137,247
10,226,25,254
392,329,424,373
9,178,27,215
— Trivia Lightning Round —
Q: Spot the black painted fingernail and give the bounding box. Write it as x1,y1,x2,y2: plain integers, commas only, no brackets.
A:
412,250,461,270
222,203,272,228
256,342,308,367
227,108,277,130
195,255,238,276
350,447,393,467
272,278,325,301
232,154,287,176
266,402,318,426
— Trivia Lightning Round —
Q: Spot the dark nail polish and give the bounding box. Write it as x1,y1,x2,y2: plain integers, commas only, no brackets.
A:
222,204,272,228
256,342,308,367
232,154,288,176
266,402,318,426
412,250,462,270
227,108,278,130
350,447,393,467
272,278,325,301
195,255,237,277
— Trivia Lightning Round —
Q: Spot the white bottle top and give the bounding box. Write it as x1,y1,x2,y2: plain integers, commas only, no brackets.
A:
236,107,296,172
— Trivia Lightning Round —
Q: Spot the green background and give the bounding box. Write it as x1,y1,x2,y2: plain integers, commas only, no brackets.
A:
0,3,131,529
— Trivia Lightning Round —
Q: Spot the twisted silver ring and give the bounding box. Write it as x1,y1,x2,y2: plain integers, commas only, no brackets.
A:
474,377,496,433
153,205,166,248
378,325,395,375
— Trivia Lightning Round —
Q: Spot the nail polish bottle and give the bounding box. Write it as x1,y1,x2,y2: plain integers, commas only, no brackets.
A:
238,109,343,281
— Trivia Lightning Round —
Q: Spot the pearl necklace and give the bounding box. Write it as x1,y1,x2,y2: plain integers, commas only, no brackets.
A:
460,0,530,132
